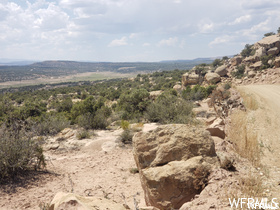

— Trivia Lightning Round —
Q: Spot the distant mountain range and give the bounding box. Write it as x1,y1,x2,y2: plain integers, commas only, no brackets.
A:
0,57,227,83
0,56,229,66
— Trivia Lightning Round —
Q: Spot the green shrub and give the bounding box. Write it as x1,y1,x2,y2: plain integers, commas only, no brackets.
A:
76,129,90,140
120,120,130,130
92,108,109,129
77,112,94,130
119,129,134,144
145,93,193,124
232,64,245,79
241,44,255,58
34,114,71,136
224,83,231,90
0,122,45,182
182,85,216,101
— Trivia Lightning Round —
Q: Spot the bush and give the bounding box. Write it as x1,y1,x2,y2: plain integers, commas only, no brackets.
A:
182,85,216,101
34,114,71,136
120,120,130,130
232,64,245,79
241,44,255,58
0,122,45,182
145,93,193,124
264,32,275,37
119,129,134,144
76,129,90,140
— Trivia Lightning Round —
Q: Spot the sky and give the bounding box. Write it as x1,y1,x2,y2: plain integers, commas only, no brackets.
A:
0,0,280,62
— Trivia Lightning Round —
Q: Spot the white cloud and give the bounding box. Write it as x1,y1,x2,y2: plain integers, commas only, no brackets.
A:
158,37,178,47
198,20,214,33
209,35,233,47
229,15,251,25
108,36,128,47
0,0,280,61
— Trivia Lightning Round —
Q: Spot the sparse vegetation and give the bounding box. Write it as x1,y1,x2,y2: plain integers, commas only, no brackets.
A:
76,129,90,140
228,110,260,166
232,64,245,79
0,121,45,183
240,44,255,58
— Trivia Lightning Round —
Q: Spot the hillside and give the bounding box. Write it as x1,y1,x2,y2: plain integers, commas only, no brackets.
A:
0,33,280,209
0,59,214,84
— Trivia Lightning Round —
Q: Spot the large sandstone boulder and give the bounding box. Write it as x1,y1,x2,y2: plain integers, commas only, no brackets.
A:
205,72,221,84
215,65,228,77
254,47,266,59
275,57,280,68
256,34,280,49
267,47,280,56
250,61,262,70
182,73,201,86
133,124,218,209
231,56,242,66
49,192,127,210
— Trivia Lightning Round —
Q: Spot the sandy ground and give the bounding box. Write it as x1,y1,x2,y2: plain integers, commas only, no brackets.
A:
0,124,159,210
239,84,280,198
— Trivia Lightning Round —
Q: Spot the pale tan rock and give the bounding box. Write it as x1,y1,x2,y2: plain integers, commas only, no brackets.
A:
49,192,127,210
250,61,262,70
133,124,216,169
173,84,182,91
274,57,280,68
205,73,221,84
248,70,256,78
149,90,163,100
215,65,228,77
231,56,242,66
206,118,226,139
141,157,216,209
133,124,218,209
267,47,280,56
182,73,201,86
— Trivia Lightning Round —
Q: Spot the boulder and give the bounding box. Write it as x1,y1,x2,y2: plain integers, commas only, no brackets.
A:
182,73,201,86
247,70,256,78
133,124,218,209
215,65,228,77
254,47,266,59
275,57,280,68
205,73,221,84
141,156,214,209
250,61,262,70
149,90,163,100
206,118,226,139
256,34,280,49
173,84,182,91
49,192,127,210
267,47,280,56
231,56,242,66
243,56,256,63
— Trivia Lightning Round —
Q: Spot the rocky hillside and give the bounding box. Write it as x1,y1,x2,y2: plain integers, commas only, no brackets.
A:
182,33,280,87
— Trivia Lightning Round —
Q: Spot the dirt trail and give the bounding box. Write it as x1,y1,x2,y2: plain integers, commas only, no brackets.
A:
0,124,159,210
239,84,280,198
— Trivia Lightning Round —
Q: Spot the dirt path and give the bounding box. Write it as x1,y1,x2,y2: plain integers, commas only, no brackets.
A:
0,124,159,210
239,84,280,198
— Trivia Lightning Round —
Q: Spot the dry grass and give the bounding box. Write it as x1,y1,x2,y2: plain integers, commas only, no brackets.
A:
228,110,260,167
239,90,259,110
226,172,265,209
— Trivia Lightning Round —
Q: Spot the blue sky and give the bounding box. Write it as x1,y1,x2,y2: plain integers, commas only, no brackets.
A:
0,0,280,62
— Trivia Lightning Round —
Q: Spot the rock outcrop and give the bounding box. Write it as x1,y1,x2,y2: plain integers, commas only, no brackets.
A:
215,65,228,77
205,72,221,84
182,72,202,86
49,192,128,210
133,124,218,209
